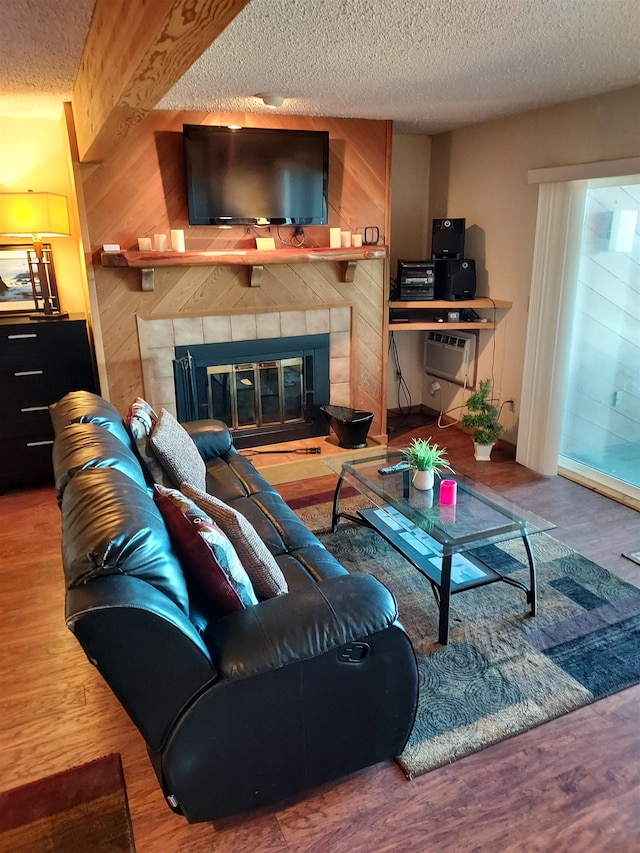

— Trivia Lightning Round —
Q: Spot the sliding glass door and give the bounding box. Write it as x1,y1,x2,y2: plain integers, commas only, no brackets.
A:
559,177,640,498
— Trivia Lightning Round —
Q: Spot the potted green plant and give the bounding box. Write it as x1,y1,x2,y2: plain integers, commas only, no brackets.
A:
402,437,452,490
460,378,503,460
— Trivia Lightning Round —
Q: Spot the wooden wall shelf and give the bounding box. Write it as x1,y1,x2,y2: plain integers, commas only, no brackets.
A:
101,246,388,290
388,297,512,332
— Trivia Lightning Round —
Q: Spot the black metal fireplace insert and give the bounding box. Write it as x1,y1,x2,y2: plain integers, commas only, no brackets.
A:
174,335,330,449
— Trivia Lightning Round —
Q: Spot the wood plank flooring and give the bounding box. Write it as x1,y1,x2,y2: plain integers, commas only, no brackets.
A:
1,416,639,852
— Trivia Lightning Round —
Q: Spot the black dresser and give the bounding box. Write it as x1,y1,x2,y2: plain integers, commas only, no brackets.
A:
0,315,98,491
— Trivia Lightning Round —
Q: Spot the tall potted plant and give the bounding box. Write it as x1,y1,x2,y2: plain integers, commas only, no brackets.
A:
461,378,503,460
402,437,452,490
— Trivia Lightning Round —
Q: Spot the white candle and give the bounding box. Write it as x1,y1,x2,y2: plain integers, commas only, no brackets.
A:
351,233,363,247
154,233,168,252
170,229,185,252
137,237,152,251
329,227,341,248
340,230,352,248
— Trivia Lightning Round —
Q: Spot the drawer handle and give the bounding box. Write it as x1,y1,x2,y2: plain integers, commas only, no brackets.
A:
21,406,49,412
7,333,38,339
26,440,54,447
14,370,44,377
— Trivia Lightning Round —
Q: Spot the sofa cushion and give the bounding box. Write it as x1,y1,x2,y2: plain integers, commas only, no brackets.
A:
154,485,258,618
61,468,190,615
50,390,133,448
150,409,207,492
181,483,289,598
52,422,148,504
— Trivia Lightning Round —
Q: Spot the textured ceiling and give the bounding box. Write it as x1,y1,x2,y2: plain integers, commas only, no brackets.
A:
0,0,94,118
1,0,639,133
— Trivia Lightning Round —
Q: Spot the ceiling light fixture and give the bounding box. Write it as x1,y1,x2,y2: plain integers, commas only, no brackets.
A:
258,93,285,109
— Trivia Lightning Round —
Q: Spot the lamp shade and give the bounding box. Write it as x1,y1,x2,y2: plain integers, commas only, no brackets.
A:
0,191,70,237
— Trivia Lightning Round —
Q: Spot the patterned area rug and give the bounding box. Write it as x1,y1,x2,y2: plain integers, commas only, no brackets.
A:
293,492,640,779
0,754,135,852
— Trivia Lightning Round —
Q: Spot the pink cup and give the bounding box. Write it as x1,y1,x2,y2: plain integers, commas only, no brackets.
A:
440,479,457,505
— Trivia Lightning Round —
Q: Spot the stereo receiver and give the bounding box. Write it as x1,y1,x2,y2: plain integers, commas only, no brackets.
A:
396,260,435,301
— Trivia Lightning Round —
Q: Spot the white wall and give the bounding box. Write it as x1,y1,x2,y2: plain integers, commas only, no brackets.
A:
428,84,640,446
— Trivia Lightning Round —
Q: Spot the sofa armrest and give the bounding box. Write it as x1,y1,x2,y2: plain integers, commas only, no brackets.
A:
182,419,235,461
205,573,399,680
67,574,216,751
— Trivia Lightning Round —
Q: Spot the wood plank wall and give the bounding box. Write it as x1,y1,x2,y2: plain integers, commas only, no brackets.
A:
79,111,392,434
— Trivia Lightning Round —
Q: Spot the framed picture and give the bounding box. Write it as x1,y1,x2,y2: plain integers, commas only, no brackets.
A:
0,243,59,315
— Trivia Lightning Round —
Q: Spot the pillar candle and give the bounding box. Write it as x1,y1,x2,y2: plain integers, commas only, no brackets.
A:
137,237,152,251
340,230,352,248
329,227,342,248
351,233,363,247
154,233,168,252
170,229,185,252
440,479,457,505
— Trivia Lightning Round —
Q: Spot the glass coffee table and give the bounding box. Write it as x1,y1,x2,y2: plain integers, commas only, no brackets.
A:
325,449,555,644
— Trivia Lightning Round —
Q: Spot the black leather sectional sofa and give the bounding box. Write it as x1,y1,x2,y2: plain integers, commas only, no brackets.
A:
49,390,418,822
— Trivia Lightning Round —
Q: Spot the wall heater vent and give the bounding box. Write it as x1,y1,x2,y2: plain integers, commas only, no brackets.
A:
424,330,476,386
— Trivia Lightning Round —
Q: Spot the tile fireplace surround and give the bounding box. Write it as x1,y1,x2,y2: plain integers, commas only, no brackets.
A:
137,305,354,418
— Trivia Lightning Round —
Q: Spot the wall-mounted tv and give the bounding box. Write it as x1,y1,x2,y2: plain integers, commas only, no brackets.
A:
183,125,329,226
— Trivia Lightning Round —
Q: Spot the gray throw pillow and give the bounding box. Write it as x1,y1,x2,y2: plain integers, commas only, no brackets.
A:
181,483,288,598
150,408,207,492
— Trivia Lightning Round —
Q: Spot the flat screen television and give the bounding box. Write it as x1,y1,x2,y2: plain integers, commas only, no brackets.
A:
183,125,329,226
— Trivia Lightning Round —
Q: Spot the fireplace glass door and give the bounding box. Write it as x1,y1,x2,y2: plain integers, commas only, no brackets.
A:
207,357,304,432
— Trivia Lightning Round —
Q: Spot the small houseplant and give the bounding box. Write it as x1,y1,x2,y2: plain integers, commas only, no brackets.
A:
402,437,452,490
460,378,503,460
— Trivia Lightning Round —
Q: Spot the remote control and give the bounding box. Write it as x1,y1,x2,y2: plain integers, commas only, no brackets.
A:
378,461,412,475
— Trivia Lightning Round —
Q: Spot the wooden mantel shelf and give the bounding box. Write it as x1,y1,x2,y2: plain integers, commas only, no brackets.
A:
101,246,388,290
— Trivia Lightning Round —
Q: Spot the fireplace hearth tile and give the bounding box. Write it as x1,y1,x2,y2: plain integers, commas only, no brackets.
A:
143,318,174,349
256,313,281,339
230,314,257,341
305,308,331,335
330,306,351,332
138,308,354,431
203,314,232,342
330,330,350,359
173,317,204,345
329,383,350,406
330,357,351,384
280,311,307,337
150,348,175,378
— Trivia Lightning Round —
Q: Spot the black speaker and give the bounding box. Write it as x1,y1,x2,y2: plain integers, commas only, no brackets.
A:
432,218,465,259
434,259,476,301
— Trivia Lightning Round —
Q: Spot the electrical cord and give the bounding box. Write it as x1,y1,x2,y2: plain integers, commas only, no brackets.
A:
276,225,305,247
389,332,412,416
487,297,499,403
437,375,470,429
245,224,306,248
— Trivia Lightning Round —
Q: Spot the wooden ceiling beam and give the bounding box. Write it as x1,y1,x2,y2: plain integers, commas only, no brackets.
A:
72,0,251,163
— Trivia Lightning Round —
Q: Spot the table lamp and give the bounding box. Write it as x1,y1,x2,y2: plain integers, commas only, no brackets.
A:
0,190,70,319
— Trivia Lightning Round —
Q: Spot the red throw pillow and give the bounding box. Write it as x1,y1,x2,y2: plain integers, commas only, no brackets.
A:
153,485,258,619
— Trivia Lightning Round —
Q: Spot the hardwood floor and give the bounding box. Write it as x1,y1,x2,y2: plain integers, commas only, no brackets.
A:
1,417,639,852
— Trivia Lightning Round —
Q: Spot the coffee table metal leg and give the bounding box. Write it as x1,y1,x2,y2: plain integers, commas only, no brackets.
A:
438,554,453,645
522,534,537,616
331,475,345,532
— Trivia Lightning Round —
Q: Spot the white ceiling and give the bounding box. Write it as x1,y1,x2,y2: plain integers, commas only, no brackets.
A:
1,0,639,133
